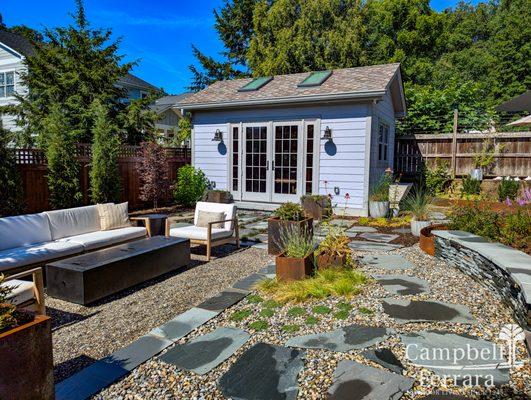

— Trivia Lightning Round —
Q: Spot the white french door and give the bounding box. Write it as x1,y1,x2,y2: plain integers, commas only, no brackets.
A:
242,123,270,201
232,120,319,203
271,121,303,202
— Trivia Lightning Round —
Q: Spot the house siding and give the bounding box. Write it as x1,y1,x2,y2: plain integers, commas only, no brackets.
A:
369,92,396,189
0,48,25,132
192,102,370,212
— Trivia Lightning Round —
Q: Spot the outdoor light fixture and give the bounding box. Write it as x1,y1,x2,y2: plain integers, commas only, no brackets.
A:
321,126,332,140
334,187,340,195
212,129,223,141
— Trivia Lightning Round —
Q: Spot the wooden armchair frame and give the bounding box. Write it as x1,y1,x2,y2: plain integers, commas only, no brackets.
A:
166,216,239,261
5,267,45,315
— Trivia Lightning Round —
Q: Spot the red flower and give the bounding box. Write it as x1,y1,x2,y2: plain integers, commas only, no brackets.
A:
345,193,350,199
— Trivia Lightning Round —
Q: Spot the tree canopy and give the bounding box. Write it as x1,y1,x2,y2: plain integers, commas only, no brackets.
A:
189,0,530,133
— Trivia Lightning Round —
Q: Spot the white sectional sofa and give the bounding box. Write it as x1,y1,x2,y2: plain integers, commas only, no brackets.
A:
0,205,147,275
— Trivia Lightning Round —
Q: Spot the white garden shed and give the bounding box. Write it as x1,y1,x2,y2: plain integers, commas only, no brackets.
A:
179,63,406,216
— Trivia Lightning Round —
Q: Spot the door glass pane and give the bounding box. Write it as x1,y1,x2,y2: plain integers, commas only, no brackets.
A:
245,126,268,193
306,124,314,194
232,127,239,191
274,125,298,195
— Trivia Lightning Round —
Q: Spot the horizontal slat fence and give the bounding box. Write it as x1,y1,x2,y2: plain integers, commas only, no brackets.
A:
395,132,531,178
15,144,191,213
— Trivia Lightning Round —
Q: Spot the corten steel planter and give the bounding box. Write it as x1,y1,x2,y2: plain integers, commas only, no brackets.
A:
315,251,348,270
267,216,313,256
275,253,314,282
204,191,232,203
419,224,449,256
301,197,332,221
0,315,54,400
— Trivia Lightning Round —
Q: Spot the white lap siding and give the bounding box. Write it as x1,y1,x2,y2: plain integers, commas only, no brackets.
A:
192,123,228,190
318,115,368,213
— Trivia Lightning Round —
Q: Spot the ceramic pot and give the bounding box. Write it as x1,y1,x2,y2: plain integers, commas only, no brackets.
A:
470,168,483,181
369,201,389,218
410,219,432,237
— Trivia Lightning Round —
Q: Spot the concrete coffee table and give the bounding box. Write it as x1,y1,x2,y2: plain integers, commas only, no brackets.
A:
46,236,190,305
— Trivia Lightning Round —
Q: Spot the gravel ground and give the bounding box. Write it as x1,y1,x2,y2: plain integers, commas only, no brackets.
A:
97,245,530,400
48,245,272,383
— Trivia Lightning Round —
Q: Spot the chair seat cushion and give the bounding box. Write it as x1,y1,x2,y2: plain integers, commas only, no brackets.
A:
0,241,84,272
58,226,146,251
3,279,35,305
169,226,233,241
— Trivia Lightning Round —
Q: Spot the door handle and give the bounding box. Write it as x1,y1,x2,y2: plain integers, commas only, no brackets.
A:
272,161,275,170
266,161,269,171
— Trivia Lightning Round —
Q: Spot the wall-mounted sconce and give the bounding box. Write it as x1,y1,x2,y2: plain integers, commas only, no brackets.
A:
321,126,332,140
212,129,223,142
211,181,216,188
334,186,340,195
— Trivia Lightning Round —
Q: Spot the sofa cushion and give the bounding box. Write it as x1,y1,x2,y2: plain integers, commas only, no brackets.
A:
3,279,35,306
58,226,146,251
194,202,236,231
0,213,52,251
169,226,233,241
97,202,131,231
45,205,101,240
0,241,84,272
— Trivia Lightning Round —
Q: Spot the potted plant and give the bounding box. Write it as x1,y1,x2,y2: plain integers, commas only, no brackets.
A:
301,194,332,221
369,173,392,218
268,202,313,255
471,138,498,181
419,224,449,256
202,189,233,203
0,275,54,400
275,227,316,281
403,190,433,237
315,224,350,270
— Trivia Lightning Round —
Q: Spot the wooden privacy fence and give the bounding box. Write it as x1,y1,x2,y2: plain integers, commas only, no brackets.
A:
15,144,191,213
394,132,531,178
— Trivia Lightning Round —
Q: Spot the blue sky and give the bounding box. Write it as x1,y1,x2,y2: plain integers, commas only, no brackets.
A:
1,0,479,94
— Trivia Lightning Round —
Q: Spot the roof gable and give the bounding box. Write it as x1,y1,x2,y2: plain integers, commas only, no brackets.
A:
181,63,405,115
0,30,35,58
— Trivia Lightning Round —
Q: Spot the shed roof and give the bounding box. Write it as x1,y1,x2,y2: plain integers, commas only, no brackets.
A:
180,63,405,115
150,93,193,114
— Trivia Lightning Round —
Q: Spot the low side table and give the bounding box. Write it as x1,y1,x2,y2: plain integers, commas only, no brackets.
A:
130,214,168,236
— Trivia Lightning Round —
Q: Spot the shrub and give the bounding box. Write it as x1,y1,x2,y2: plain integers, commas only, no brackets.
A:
497,178,519,202
257,268,368,303
499,209,531,252
0,121,24,217
274,202,305,221
138,141,170,208
449,206,501,240
276,226,315,258
173,165,209,207
423,159,450,196
460,175,481,197
369,173,392,202
0,275,33,333
44,106,82,209
402,190,432,221
89,100,121,204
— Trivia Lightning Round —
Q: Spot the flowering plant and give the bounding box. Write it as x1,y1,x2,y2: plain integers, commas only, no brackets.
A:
505,188,531,207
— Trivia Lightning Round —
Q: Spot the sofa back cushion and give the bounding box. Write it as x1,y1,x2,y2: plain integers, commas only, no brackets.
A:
96,202,131,231
194,202,236,231
45,205,101,240
0,213,52,251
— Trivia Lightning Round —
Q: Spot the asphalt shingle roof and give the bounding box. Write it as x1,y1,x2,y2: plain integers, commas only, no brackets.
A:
117,73,158,91
181,63,401,108
150,93,193,113
0,29,35,57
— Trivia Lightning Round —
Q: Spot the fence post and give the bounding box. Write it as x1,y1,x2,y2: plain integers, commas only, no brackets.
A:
451,109,458,178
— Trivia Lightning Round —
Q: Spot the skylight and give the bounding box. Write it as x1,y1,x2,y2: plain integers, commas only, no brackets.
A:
298,70,332,87
238,76,273,92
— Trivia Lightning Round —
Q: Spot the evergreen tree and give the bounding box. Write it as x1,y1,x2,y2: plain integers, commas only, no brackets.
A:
0,121,24,217
44,105,82,209
188,0,258,91
89,100,122,204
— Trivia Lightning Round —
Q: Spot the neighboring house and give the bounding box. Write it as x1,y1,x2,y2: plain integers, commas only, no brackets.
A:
0,30,158,131
150,93,192,144
180,63,406,215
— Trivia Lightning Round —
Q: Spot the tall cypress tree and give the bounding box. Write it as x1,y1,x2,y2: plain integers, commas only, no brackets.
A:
4,0,136,146
90,100,122,204
44,105,82,209
0,121,24,216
